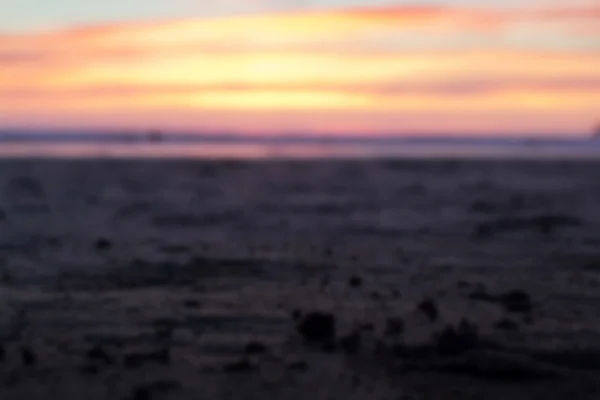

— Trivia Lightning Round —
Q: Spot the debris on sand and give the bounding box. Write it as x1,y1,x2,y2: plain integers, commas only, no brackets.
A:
429,355,557,381
20,346,37,367
130,386,151,400
123,347,170,369
183,299,201,308
291,309,303,321
467,288,533,314
384,317,404,337
339,330,362,354
417,299,439,322
531,349,600,371
349,275,363,288
286,360,308,371
474,214,582,238
495,318,519,331
468,289,496,302
244,341,268,355
434,319,481,356
498,290,533,314
95,237,113,251
86,345,115,366
296,312,336,343
223,359,258,373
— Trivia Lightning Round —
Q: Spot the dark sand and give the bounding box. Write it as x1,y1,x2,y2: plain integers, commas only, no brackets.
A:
1,158,600,399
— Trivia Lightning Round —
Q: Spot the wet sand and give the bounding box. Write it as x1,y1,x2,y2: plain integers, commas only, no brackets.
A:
1,158,600,399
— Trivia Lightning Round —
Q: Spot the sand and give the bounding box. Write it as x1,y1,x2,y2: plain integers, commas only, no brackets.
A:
0,158,600,399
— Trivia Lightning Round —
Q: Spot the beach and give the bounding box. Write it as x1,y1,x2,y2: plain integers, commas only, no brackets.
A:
1,157,600,399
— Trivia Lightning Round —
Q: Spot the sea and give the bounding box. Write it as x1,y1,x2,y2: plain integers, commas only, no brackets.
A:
1,130,600,159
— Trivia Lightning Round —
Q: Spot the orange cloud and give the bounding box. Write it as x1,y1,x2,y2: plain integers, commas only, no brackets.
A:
1,3,599,135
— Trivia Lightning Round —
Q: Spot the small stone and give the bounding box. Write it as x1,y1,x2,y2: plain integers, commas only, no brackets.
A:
370,291,382,300
359,323,375,332
287,361,308,371
244,341,267,355
151,379,181,393
418,299,439,322
223,360,257,373
154,347,170,364
123,353,144,369
123,348,169,368
385,317,404,336
87,345,114,365
292,309,303,321
495,318,519,331
499,290,532,313
95,238,112,251
80,364,100,375
348,276,363,288
296,312,336,343
321,340,337,353
132,386,152,400
468,290,495,302
339,331,361,354
21,346,36,367
435,319,480,356
184,299,201,308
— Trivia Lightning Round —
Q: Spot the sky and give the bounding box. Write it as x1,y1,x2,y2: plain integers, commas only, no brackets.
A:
1,0,599,136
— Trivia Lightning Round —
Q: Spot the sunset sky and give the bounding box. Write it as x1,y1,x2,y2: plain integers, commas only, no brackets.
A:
1,1,599,136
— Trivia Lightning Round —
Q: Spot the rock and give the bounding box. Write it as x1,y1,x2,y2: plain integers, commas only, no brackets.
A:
499,290,532,313
123,353,145,369
79,364,100,375
131,386,152,400
470,201,497,213
321,340,337,353
95,238,112,251
184,299,201,308
384,317,404,336
291,309,303,321
474,214,581,238
21,346,36,367
123,347,169,368
348,275,363,288
468,289,533,314
154,347,170,364
86,345,115,365
467,290,495,302
531,349,600,371
495,318,519,331
370,291,382,300
430,357,556,381
417,299,439,322
244,341,267,355
296,312,336,343
287,361,308,371
223,360,257,373
359,322,375,332
339,331,361,354
435,320,480,356
150,379,181,393
457,280,470,288
127,380,180,400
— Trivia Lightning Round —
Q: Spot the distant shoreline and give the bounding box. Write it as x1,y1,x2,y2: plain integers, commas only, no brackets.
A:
0,130,595,146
